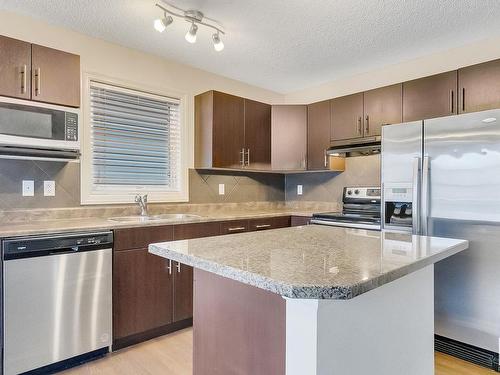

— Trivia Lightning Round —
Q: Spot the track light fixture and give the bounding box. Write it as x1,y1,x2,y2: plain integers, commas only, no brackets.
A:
185,22,198,44
154,13,173,33
154,2,226,51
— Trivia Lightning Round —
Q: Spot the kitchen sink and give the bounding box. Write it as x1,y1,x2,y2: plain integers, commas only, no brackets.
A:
108,213,202,223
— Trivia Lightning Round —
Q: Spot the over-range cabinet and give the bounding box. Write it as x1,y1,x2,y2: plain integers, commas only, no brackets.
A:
381,109,500,360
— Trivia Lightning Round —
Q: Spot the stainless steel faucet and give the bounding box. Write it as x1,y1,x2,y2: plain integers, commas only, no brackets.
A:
135,194,148,216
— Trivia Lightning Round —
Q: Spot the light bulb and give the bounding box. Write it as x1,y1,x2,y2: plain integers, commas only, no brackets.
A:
212,32,224,52
185,23,198,43
154,15,173,33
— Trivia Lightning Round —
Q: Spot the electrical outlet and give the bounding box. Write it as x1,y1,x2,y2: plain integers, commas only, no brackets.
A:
22,180,34,197
218,183,225,195
297,185,303,195
44,180,56,196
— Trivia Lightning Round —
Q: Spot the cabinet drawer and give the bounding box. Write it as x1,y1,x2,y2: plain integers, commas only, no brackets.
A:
291,216,311,226
220,220,249,235
114,225,174,251
249,217,275,231
273,216,291,229
173,222,220,240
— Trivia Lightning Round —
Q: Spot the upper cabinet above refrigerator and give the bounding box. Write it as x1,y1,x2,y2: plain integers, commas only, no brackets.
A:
458,59,500,114
403,71,458,122
363,84,403,137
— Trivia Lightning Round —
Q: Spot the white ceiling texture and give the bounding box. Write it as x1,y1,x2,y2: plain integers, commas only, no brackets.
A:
2,0,500,93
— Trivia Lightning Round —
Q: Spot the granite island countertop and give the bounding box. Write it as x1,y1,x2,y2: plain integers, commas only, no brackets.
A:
149,225,468,299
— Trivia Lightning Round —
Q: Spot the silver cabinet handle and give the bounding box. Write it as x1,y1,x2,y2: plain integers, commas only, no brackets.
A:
421,156,430,236
324,149,328,168
167,259,172,275
245,148,250,166
365,115,370,135
412,157,421,235
239,148,245,167
34,67,41,96
255,224,271,229
357,116,362,135
20,65,27,94
176,261,181,273
228,226,246,232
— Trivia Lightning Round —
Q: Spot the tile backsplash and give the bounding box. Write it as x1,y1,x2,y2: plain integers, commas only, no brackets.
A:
285,155,381,204
0,155,380,211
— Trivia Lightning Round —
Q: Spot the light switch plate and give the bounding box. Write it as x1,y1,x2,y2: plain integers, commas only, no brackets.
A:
297,185,303,195
218,183,225,195
22,180,34,197
44,180,56,196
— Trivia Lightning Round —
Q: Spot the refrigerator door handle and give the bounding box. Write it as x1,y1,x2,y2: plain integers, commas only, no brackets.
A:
421,156,430,236
412,157,421,235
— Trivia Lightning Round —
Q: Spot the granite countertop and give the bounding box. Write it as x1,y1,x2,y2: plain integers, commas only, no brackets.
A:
0,207,317,238
149,225,468,300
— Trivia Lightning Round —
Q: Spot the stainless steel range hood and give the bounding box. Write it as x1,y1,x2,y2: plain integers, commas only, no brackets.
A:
327,136,381,157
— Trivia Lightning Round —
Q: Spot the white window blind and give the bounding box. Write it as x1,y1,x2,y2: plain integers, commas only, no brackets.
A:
89,82,181,192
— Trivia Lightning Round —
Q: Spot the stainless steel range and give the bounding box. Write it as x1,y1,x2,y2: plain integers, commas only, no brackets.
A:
311,186,381,230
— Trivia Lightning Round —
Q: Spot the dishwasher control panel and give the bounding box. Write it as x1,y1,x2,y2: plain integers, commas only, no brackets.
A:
2,231,113,260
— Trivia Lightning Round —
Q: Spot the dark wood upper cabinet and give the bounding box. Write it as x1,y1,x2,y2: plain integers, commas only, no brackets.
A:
458,59,500,114
31,44,80,107
195,90,245,169
0,35,31,100
271,105,307,171
307,100,331,170
330,93,364,141
363,84,402,136
403,71,457,122
244,99,271,169
113,247,174,340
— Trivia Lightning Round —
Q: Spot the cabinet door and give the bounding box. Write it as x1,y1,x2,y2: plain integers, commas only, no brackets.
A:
113,248,174,339
403,71,457,122
271,105,307,170
173,262,193,322
0,36,31,100
307,100,331,170
458,59,500,113
330,93,364,141
212,91,245,168
244,99,271,169
363,84,402,136
31,44,80,107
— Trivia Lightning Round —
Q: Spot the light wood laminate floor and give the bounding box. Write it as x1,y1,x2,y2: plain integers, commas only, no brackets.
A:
62,328,495,375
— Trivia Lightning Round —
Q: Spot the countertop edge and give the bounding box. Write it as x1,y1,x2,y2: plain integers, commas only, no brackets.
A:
149,237,469,300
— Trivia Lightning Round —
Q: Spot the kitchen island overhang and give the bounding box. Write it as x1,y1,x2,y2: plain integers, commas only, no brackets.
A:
149,225,468,375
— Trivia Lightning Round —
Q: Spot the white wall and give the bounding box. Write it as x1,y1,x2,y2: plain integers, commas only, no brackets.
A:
284,36,500,104
0,11,285,171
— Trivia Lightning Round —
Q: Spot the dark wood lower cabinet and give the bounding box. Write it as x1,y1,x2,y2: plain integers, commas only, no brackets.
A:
113,248,174,345
113,216,291,350
193,269,286,375
291,215,312,226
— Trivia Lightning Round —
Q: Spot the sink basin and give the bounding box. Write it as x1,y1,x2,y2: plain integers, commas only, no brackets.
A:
109,214,202,223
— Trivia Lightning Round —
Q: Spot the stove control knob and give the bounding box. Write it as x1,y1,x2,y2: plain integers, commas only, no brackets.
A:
354,189,360,195
347,190,352,195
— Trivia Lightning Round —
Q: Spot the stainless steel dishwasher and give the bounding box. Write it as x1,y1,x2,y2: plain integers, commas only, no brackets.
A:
2,231,113,375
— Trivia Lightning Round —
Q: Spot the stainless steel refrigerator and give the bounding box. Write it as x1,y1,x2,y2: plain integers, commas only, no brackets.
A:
381,109,500,357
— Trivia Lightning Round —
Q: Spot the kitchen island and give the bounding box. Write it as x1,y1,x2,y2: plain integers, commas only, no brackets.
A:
149,225,468,375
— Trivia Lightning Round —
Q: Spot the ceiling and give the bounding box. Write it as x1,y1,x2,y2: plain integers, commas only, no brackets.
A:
2,0,500,93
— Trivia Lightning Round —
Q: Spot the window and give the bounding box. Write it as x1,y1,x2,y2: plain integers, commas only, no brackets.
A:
81,78,188,204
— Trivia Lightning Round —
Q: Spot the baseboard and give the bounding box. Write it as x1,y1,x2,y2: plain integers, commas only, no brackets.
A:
113,318,193,351
435,334,500,372
20,347,108,374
